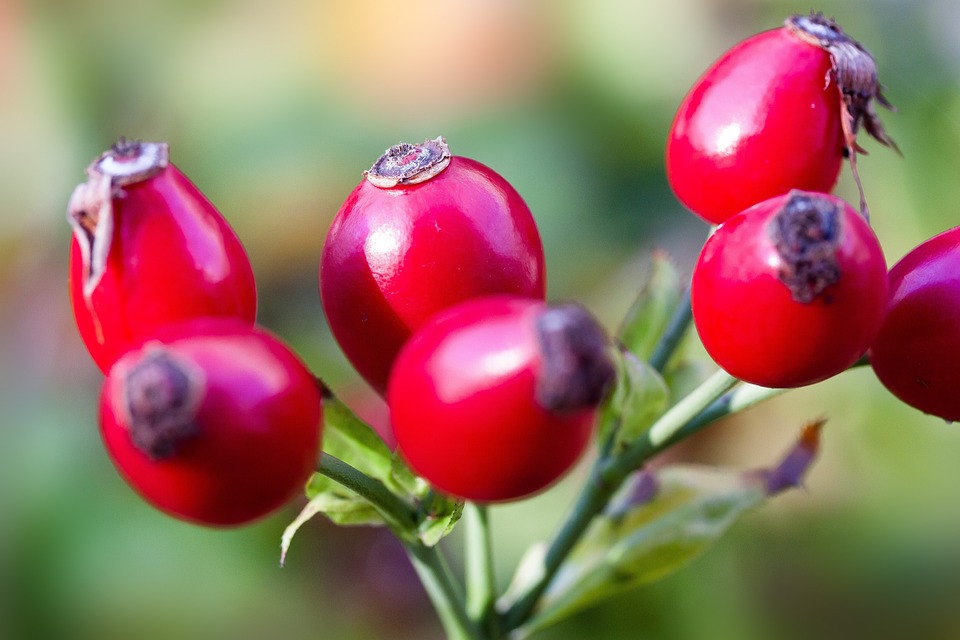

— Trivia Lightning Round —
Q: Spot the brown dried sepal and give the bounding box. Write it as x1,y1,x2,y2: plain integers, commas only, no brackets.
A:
67,139,169,300
769,191,841,304
786,12,898,217
535,302,616,415
120,345,205,460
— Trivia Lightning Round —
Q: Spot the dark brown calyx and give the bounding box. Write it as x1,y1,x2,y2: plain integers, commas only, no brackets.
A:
785,12,898,217
121,346,204,460
67,138,169,300
535,303,616,415
769,191,841,304
364,137,451,188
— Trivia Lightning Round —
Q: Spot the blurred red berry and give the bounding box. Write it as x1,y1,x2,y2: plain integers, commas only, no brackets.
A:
870,227,960,421
68,139,257,372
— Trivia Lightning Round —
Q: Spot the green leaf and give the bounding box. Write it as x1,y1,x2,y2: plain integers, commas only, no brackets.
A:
281,474,387,565
521,422,823,635
388,449,428,497
313,398,464,545
598,349,670,451
417,494,465,547
616,251,682,361
322,397,394,483
522,466,764,633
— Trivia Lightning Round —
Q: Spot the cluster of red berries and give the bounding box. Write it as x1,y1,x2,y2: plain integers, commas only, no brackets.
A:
68,140,321,526
67,12,960,529
321,137,615,503
668,13,960,420
68,136,617,521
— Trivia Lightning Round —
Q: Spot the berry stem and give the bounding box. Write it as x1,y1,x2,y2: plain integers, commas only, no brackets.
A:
464,503,501,638
406,541,485,640
647,283,693,373
316,452,418,533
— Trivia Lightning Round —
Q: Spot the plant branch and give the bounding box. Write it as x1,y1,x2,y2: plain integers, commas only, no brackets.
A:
316,452,417,532
407,541,485,640
501,368,739,631
465,503,500,638
647,283,693,373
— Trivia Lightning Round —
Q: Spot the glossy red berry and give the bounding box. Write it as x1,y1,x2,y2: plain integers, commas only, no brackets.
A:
320,137,546,396
388,296,614,502
691,190,888,388
68,139,257,372
870,227,960,421
666,13,895,224
99,318,322,526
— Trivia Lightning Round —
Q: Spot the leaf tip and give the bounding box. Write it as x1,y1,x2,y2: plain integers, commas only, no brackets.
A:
763,418,826,495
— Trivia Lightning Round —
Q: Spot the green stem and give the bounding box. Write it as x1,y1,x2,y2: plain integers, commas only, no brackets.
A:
465,503,500,638
675,357,871,446
406,542,485,640
501,368,739,631
602,369,738,482
316,452,417,532
647,284,693,373
681,383,788,440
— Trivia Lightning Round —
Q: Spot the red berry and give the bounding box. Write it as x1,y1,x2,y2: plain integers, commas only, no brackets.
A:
691,190,888,388
870,227,960,421
99,318,322,526
666,13,895,224
320,137,546,396
68,139,257,372
388,296,614,502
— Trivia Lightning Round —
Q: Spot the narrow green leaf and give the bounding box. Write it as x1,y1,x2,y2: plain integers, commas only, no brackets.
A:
282,475,387,565
521,423,823,635
598,350,670,451
418,495,465,547
617,251,682,361
302,474,388,524
388,449,429,497
322,397,394,483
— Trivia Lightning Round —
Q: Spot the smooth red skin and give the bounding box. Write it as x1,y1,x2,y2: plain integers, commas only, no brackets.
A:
99,319,321,527
870,227,960,421
320,156,546,396
691,193,888,388
666,27,845,224
69,163,257,372
388,296,594,503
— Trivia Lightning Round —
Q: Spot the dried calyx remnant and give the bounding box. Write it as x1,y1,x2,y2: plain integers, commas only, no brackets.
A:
364,136,452,188
769,191,842,304
535,303,616,414
121,346,204,460
67,138,169,299
786,12,898,215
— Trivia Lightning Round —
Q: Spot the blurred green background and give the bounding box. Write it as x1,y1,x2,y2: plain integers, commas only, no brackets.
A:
4,0,960,638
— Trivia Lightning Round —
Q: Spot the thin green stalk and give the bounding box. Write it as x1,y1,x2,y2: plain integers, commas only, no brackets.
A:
647,284,693,373
502,368,739,631
406,542,485,640
500,463,619,630
316,452,416,532
465,503,500,638
672,358,871,446
681,383,788,440
602,369,738,483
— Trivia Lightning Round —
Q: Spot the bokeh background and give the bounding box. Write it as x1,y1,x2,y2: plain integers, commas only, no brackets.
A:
4,0,960,638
